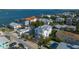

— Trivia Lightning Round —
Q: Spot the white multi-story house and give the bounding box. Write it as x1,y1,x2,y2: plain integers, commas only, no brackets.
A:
35,25,52,38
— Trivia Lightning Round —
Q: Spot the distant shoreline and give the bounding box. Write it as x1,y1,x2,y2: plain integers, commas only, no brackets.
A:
0,9,78,25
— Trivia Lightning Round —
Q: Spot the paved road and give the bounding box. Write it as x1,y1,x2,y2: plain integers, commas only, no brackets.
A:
16,39,38,49
4,32,38,49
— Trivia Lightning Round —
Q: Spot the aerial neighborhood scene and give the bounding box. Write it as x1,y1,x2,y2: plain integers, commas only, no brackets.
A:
0,9,79,49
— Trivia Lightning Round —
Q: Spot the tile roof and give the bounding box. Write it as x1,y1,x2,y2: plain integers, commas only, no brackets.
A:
24,16,36,21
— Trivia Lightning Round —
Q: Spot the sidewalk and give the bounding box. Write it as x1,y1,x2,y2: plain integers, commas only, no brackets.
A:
26,40,38,49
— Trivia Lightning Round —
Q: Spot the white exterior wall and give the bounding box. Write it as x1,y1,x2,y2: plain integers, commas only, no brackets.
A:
25,21,29,25
0,37,10,49
43,31,49,37
31,18,37,22
35,25,52,38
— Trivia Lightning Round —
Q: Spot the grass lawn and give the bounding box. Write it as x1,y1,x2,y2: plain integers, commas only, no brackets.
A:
0,27,13,32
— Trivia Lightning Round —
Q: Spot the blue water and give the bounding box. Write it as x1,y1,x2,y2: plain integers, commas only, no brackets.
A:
50,43,58,49
0,9,67,25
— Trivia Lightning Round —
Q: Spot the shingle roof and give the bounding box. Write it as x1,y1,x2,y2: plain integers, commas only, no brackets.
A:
56,31,79,41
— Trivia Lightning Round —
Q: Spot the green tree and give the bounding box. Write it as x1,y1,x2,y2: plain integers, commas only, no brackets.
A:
50,30,57,37
42,16,49,19
72,18,77,25
21,34,28,39
1,29,5,32
31,21,44,27
50,16,56,20
76,22,79,33
52,37,63,42
58,21,64,25
38,35,52,48
49,22,54,26
60,15,67,20
43,37,52,45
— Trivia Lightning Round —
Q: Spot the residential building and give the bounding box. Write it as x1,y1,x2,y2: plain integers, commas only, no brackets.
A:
55,24,67,30
41,14,51,18
48,41,72,49
25,21,30,26
9,22,22,30
16,27,31,35
24,16,37,22
0,36,10,49
66,17,73,25
64,25,76,31
49,41,79,49
38,18,53,25
35,25,52,38
55,17,65,22
57,42,79,49
63,12,71,16
54,25,76,31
